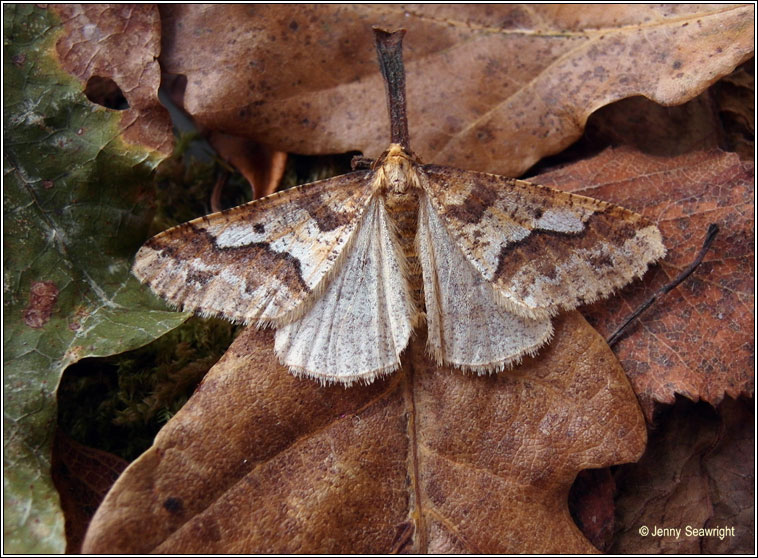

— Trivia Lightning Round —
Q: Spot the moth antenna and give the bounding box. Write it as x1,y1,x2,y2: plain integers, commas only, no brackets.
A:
373,26,410,151
350,155,375,170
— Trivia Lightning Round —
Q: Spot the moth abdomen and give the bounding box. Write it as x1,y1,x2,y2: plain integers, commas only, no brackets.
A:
385,187,424,312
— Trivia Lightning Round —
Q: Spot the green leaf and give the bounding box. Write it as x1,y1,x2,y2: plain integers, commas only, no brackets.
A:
3,5,188,552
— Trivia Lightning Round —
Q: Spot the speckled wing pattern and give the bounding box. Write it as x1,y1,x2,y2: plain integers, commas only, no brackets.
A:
132,23,668,385
419,165,666,321
133,154,665,385
417,192,554,372
274,197,417,384
132,171,373,327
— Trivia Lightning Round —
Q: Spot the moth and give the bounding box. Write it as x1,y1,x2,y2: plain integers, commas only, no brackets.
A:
133,28,665,385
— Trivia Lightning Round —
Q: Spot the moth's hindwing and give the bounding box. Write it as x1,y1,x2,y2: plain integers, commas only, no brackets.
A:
132,170,374,326
417,192,553,372
274,196,417,384
420,165,666,320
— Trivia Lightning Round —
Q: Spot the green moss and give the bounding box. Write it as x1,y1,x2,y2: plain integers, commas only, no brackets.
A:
58,317,239,461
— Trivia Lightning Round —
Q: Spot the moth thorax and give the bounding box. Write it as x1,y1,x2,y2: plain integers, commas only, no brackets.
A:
377,143,420,195
383,160,417,195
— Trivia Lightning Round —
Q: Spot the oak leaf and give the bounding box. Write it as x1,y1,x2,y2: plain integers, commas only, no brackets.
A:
83,312,646,554
158,4,753,176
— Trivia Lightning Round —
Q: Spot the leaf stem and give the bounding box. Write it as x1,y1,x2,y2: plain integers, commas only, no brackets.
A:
607,223,720,347
373,27,411,151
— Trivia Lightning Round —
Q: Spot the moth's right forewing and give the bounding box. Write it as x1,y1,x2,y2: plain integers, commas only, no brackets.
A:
132,170,374,326
421,165,665,319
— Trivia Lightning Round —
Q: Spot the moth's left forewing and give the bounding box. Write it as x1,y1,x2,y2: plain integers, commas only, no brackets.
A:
419,165,665,319
132,171,374,326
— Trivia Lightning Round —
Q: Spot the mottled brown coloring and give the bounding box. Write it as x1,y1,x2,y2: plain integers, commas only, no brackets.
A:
296,189,359,232
425,166,505,224
149,224,310,295
493,209,642,282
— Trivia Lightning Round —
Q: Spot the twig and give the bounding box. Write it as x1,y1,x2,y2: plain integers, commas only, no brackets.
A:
373,27,410,151
607,223,720,347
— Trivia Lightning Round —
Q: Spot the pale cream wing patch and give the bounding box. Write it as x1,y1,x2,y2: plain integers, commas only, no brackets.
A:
420,165,665,319
274,196,417,385
132,171,374,326
418,193,553,372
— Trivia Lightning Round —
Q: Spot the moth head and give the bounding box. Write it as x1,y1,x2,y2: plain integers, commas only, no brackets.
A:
375,143,420,195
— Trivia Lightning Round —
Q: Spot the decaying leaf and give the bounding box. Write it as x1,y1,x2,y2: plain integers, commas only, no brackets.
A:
710,60,755,159
51,431,129,553
3,5,186,552
208,131,288,199
574,93,723,158
158,4,753,175
612,396,754,554
82,312,646,553
50,4,173,155
532,147,754,418
22,281,60,329
528,57,753,175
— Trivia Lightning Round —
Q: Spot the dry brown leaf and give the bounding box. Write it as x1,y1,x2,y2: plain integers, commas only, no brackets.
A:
51,4,173,155
568,468,617,552
612,396,754,554
51,430,128,553
525,83,729,184
82,312,646,554
158,4,753,176
531,147,754,419
579,93,723,158
711,59,755,159
557,59,754,162
208,132,288,199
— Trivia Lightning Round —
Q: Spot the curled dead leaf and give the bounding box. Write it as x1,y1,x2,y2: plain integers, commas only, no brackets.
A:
51,4,173,155
612,396,754,554
83,312,645,554
208,132,288,200
158,4,753,175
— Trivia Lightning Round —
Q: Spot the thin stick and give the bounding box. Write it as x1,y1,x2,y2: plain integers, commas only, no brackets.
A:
607,223,720,347
210,170,229,213
374,27,411,151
